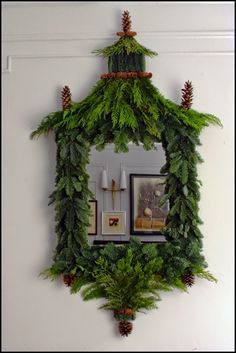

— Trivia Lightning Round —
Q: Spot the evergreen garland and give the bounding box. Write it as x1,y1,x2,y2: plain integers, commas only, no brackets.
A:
32,11,221,335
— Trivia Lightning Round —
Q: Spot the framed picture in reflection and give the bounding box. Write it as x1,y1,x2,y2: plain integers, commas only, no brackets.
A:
130,174,169,235
102,211,126,235
88,200,97,235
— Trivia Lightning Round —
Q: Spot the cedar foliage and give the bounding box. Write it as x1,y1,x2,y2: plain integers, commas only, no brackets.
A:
93,36,157,57
80,239,172,313
41,128,94,277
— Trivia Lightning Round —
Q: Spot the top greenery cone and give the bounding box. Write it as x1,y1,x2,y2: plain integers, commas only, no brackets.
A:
97,10,156,78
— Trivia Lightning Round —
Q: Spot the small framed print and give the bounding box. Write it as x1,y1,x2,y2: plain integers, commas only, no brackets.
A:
102,211,126,235
88,200,97,235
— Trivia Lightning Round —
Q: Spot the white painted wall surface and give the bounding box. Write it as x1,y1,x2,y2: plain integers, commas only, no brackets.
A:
2,2,234,351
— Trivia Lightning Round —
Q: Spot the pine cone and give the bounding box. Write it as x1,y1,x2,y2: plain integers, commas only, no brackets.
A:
182,271,195,287
181,80,193,110
116,31,137,37
122,11,131,33
63,273,76,287
118,320,133,337
61,85,72,110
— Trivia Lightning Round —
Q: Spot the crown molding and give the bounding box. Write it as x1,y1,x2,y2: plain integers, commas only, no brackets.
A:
2,1,234,7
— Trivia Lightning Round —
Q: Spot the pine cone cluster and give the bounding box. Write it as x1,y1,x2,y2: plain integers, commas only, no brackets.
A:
101,71,152,79
63,273,76,287
118,320,133,337
181,80,193,110
182,271,195,287
61,85,72,110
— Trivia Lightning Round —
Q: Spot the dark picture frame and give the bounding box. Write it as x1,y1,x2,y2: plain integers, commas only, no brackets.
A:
88,200,97,235
130,174,168,235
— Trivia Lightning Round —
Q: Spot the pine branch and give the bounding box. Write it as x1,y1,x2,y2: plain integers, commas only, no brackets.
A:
30,112,62,139
93,37,157,57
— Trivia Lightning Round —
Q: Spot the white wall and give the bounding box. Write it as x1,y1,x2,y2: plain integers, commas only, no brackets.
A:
2,1,234,351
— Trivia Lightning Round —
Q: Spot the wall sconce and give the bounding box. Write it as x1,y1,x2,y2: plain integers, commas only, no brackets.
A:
101,169,127,209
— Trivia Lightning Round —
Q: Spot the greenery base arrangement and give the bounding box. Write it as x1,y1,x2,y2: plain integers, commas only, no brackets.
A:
31,12,221,336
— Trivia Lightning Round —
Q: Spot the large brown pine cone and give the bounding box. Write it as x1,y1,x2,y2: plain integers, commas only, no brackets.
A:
63,273,76,287
122,11,131,33
61,85,72,110
181,80,193,110
118,320,133,336
182,271,195,287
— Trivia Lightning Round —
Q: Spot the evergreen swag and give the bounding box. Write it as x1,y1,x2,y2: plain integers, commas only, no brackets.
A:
31,11,221,335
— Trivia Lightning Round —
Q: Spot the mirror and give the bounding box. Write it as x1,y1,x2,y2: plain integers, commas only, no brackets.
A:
87,143,167,244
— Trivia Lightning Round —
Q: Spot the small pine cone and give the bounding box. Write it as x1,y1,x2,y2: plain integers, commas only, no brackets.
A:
138,72,145,78
122,11,131,33
182,271,195,287
181,80,193,110
116,72,123,78
63,273,76,287
125,31,137,37
138,72,152,78
118,320,133,337
116,31,136,37
61,85,72,110
116,72,127,78
116,31,126,37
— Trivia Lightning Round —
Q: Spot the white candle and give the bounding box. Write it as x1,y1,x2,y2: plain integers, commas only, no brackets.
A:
101,169,108,190
120,170,127,190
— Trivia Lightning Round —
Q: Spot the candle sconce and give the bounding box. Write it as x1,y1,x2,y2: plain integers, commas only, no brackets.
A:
101,169,127,209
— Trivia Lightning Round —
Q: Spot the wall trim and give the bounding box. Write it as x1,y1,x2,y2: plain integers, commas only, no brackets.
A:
3,52,234,74
2,31,234,43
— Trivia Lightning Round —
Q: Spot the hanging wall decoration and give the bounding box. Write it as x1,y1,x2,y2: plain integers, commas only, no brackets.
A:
31,11,221,336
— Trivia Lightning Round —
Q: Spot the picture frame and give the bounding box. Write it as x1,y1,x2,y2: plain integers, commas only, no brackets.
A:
130,174,169,235
102,211,126,235
88,200,97,235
